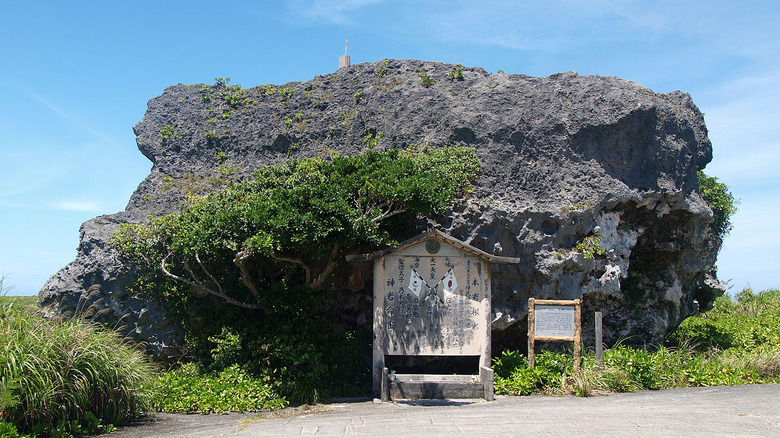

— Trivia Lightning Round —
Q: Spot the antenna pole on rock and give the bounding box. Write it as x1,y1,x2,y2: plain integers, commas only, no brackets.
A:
339,36,351,70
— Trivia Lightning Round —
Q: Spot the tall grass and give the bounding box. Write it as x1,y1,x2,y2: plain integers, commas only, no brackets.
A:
495,288,780,397
0,298,154,437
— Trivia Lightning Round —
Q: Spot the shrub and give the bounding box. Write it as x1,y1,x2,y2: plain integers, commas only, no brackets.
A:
0,302,153,437
697,170,738,239
669,289,780,352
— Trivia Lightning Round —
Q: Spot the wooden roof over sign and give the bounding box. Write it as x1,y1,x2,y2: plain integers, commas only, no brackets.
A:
345,229,521,264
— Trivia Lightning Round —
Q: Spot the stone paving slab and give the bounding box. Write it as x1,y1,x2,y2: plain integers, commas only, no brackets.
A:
102,384,780,438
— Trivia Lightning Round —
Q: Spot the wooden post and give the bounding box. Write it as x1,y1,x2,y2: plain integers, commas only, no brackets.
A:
573,299,581,374
595,311,603,368
527,298,536,368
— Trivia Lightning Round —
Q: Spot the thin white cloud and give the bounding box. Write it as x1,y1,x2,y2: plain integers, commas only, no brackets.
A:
49,200,102,212
406,0,687,53
24,90,120,149
284,0,387,25
703,70,780,185
0,200,27,208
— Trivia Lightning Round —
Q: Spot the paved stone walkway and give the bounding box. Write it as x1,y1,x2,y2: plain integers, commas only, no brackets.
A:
104,384,780,437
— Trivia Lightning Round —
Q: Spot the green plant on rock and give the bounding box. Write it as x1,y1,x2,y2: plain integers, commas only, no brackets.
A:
448,65,464,81
218,165,234,177
277,87,295,103
159,124,180,140
112,147,479,311
574,235,606,259
417,71,435,88
257,83,277,96
376,60,390,78
363,131,382,149
697,170,738,240
339,110,358,129
560,200,594,215
200,78,254,118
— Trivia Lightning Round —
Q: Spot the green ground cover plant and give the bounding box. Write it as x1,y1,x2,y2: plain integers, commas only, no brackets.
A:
495,288,780,397
149,363,287,414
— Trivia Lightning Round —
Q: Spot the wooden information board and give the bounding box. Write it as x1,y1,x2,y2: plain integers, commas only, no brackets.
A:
527,298,582,373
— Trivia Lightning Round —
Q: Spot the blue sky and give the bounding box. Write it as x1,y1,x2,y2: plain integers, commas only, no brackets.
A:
1,0,778,296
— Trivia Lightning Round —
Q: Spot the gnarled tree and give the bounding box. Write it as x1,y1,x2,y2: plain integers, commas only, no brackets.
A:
112,147,479,311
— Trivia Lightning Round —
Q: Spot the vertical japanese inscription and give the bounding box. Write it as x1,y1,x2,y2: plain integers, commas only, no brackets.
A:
382,250,487,356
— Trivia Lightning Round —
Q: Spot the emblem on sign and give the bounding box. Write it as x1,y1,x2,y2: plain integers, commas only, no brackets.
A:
407,267,459,302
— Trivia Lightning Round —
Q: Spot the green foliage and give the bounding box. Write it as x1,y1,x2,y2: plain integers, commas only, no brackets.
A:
218,165,234,177
376,60,390,78
0,303,153,437
158,124,180,140
417,71,435,88
113,147,479,308
493,351,572,395
150,363,287,414
0,421,32,438
492,349,527,378
277,87,295,102
667,289,780,352
574,235,606,259
448,65,464,81
362,131,382,149
339,110,358,128
495,288,780,398
257,83,277,96
697,170,738,239
200,78,254,118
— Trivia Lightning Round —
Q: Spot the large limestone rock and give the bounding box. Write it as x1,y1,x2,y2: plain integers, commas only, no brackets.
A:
39,59,724,358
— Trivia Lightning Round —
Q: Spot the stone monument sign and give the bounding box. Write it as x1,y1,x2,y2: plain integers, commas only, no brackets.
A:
347,230,519,397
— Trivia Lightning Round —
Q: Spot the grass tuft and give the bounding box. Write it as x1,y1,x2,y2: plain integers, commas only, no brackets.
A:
0,298,153,437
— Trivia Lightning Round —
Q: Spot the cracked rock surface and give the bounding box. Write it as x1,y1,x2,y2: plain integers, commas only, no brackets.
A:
39,59,724,358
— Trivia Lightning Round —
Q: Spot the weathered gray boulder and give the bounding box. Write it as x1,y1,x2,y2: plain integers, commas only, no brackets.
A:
39,59,723,357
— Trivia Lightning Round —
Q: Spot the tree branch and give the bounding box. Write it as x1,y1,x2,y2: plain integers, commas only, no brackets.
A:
160,254,259,310
310,244,340,290
195,251,224,295
371,201,406,224
270,254,312,286
233,249,261,301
